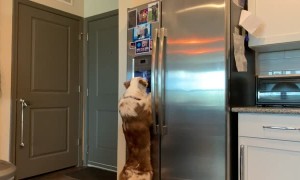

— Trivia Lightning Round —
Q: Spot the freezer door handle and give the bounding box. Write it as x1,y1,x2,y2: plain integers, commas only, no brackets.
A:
151,28,160,135
158,27,167,136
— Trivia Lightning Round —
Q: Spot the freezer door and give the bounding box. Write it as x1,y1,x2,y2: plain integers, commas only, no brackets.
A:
160,0,227,179
126,2,161,180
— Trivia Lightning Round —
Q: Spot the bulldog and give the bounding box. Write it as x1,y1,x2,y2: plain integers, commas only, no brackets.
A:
119,77,153,180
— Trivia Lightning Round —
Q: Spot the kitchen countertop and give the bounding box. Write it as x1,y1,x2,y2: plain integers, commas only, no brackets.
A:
231,106,300,114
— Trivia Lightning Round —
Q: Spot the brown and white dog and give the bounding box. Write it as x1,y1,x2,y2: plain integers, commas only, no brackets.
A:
119,77,153,180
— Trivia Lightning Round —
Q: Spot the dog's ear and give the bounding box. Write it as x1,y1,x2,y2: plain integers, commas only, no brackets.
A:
139,78,148,88
123,80,131,89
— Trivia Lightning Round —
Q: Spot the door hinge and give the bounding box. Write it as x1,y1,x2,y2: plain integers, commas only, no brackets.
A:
77,138,82,146
79,33,88,41
79,32,83,40
78,85,81,93
86,88,89,96
86,145,89,154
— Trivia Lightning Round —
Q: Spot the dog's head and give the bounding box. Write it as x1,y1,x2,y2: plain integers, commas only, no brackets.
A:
119,77,151,121
123,77,148,96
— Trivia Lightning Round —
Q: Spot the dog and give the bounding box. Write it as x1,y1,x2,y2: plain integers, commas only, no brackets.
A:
119,77,153,180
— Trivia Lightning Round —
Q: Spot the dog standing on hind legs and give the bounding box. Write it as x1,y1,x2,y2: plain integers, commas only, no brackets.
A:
119,77,153,180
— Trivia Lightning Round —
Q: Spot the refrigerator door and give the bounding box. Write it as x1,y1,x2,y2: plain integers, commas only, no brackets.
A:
151,27,161,180
160,0,227,179
126,2,161,180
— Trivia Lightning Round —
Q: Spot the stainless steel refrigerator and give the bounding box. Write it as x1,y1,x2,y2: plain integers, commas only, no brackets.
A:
127,0,230,179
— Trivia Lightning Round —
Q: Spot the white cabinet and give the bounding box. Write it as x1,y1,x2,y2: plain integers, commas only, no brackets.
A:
248,0,300,51
238,113,300,180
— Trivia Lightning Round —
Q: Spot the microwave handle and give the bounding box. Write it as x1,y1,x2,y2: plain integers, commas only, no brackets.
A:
263,126,300,131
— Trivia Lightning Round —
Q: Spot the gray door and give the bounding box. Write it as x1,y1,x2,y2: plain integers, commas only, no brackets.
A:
16,3,80,179
87,12,118,171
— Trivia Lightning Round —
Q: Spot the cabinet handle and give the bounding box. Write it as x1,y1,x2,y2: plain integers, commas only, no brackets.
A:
240,145,245,180
263,126,300,131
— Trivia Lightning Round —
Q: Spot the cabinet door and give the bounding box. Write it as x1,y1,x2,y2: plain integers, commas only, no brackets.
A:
248,0,300,51
239,137,300,180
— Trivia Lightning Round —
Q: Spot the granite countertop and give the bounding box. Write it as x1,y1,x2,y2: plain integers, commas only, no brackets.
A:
231,106,300,114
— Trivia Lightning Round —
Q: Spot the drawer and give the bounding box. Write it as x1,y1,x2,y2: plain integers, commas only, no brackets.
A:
239,113,300,142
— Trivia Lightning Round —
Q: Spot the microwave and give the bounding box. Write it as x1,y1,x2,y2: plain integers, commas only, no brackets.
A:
256,76,300,106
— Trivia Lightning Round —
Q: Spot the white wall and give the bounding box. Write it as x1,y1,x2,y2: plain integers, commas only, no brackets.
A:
131,0,152,7
117,0,128,176
31,0,119,18
117,0,152,178
30,0,84,17
0,0,13,161
84,0,118,18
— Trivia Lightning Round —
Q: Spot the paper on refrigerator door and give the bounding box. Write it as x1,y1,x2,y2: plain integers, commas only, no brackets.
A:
239,10,263,35
233,33,247,72
233,0,246,8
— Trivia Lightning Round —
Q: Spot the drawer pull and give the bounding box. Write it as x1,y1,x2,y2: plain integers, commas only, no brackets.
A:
263,126,300,131
240,145,245,180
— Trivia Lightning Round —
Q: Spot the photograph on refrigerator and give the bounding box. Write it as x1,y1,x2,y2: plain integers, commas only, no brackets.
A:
129,42,136,49
133,23,152,41
148,2,159,23
128,9,137,29
135,38,150,54
137,8,148,25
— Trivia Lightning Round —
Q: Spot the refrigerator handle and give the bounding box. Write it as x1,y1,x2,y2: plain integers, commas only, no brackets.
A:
158,28,167,136
151,28,160,135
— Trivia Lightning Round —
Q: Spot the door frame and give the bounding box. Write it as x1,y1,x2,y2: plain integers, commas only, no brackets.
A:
10,0,84,167
83,9,118,166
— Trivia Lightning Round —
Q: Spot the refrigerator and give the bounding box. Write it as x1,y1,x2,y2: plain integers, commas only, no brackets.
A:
126,0,240,179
